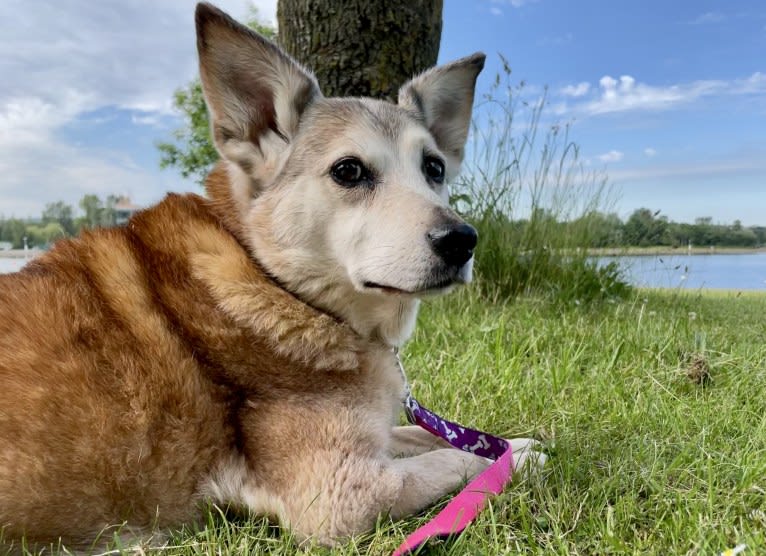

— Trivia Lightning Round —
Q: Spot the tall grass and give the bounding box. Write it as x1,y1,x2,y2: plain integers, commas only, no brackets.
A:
455,56,629,303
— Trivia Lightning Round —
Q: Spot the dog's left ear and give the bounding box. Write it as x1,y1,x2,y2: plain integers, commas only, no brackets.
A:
195,2,321,184
398,53,485,167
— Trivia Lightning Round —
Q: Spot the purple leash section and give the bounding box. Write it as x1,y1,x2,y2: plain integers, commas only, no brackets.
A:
392,355,515,555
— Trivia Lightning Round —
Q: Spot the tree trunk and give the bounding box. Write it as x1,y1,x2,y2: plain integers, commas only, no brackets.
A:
277,0,443,100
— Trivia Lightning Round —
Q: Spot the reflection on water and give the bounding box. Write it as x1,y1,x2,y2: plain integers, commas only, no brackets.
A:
599,253,766,290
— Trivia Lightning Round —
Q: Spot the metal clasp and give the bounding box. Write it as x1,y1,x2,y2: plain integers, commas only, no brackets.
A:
393,348,417,424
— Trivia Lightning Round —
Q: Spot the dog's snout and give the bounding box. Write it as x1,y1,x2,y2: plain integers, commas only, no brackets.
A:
427,223,478,267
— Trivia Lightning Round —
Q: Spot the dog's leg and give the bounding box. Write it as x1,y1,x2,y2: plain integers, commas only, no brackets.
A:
506,437,548,477
389,425,453,457
388,437,547,517
263,438,545,544
387,448,491,518
391,427,547,470
260,449,488,544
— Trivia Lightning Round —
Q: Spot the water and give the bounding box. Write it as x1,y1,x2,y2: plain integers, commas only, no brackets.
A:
0,258,27,274
600,252,766,290
2,252,766,290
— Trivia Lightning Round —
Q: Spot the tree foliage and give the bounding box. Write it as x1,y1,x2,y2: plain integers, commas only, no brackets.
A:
157,82,218,185
574,208,765,248
0,218,27,249
41,201,75,236
0,194,123,248
623,208,668,247
79,194,103,229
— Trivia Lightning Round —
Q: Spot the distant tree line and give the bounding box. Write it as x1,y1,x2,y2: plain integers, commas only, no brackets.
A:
579,208,766,248
0,194,121,249
3,200,763,251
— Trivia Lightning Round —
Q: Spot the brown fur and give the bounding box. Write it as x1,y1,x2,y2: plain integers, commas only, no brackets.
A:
0,180,393,549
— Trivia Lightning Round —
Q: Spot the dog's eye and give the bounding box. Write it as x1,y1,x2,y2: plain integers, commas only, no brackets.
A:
423,155,445,185
330,157,372,187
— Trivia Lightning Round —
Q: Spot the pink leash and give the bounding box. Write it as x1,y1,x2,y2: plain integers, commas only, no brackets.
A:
391,393,515,555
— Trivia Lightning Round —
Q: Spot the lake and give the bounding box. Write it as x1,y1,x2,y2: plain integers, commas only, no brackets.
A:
2,252,766,290
0,258,27,274
599,252,766,290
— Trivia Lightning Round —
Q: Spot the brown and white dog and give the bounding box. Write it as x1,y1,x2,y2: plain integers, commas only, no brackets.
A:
0,3,543,551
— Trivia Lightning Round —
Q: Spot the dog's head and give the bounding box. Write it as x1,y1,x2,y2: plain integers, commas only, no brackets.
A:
196,3,484,344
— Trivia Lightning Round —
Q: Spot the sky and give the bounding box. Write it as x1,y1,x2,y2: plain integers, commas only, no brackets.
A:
0,0,764,225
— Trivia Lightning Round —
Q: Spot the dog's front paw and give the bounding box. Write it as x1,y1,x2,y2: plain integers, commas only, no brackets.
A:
507,437,547,478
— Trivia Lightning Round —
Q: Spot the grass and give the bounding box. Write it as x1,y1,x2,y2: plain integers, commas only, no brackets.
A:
400,287,766,555
36,286,764,555
453,60,625,305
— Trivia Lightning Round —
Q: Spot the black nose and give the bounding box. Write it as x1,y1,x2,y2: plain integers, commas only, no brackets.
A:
427,223,478,268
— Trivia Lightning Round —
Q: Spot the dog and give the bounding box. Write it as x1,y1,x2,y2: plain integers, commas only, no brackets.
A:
0,3,543,551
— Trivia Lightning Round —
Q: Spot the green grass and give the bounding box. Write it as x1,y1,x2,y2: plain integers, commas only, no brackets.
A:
400,288,766,555
37,287,764,555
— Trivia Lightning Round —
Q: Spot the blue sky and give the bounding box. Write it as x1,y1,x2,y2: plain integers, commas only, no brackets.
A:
1,0,764,225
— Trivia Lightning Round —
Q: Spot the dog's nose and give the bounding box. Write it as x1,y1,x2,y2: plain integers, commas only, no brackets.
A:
427,223,478,267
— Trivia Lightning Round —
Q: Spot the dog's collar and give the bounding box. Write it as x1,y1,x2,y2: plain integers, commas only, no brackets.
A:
391,350,515,555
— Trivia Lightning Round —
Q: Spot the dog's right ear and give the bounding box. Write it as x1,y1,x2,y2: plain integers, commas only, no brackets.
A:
195,3,320,184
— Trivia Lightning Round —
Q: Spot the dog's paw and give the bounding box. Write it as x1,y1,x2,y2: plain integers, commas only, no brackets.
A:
507,437,547,478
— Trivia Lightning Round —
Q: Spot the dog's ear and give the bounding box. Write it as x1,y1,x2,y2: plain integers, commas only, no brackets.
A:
195,2,320,183
398,53,485,166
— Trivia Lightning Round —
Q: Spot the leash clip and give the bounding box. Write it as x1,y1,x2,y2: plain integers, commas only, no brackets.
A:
393,348,418,424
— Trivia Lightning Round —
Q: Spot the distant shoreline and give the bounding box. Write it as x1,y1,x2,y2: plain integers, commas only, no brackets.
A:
0,249,42,259
589,246,766,256
641,287,766,296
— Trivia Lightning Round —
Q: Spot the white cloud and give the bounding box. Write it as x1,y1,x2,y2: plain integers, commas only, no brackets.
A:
736,71,766,94
0,91,97,150
610,157,766,183
560,82,590,97
644,147,657,157
553,71,766,118
548,101,569,116
688,12,725,25
491,0,539,8
0,1,276,118
598,150,624,163
130,113,163,127
490,7,503,16
583,74,726,115
538,32,573,47
0,0,277,216
0,134,190,218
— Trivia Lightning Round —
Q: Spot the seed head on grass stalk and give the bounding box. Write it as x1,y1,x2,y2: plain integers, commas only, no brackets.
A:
454,55,630,304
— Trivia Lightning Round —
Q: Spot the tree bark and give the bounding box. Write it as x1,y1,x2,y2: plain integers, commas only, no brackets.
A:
277,0,443,100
